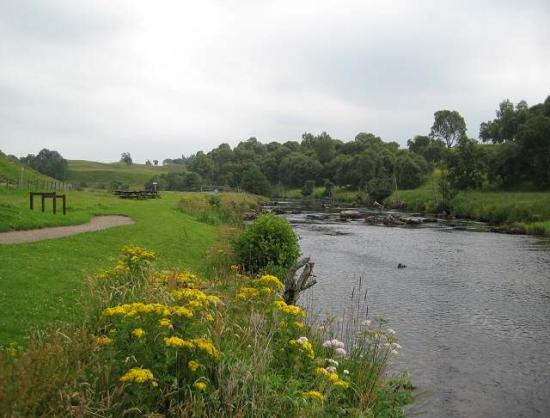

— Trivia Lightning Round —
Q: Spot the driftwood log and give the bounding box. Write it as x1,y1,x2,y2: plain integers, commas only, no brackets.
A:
283,257,316,305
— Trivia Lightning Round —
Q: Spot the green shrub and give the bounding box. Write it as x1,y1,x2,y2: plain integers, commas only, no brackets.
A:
234,213,300,277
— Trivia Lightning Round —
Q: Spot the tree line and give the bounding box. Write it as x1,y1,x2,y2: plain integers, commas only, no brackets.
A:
151,96,549,199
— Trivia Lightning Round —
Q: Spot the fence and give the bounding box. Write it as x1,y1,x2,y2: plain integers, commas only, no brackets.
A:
0,175,72,191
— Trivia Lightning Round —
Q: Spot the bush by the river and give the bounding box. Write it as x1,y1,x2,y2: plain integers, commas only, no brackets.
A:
234,213,300,277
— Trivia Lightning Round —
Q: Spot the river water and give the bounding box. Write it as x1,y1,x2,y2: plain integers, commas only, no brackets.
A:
283,208,550,418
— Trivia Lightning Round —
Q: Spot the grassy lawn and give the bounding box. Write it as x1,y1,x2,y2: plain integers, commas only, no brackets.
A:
0,190,225,345
67,160,187,188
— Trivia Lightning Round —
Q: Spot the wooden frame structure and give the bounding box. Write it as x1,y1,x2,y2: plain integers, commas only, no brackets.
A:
30,192,67,215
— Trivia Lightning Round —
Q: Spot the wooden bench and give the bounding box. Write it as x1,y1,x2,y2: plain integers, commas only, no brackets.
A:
114,190,160,199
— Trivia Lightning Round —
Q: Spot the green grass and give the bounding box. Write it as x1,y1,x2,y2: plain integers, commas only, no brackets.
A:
0,190,227,344
67,160,187,188
386,170,550,236
0,153,55,186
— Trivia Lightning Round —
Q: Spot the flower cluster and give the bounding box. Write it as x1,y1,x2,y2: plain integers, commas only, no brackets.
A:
322,338,347,357
120,367,158,387
163,336,220,358
273,300,305,317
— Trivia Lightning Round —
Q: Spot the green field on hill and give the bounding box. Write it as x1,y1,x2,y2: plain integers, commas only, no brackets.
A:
67,160,187,188
0,153,56,186
0,190,253,344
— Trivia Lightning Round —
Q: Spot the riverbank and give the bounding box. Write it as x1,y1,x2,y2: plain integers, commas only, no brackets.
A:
385,172,550,237
0,193,413,417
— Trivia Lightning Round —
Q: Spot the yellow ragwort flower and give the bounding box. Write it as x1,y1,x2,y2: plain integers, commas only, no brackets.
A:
303,390,325,401
188,360,201,372
194,381,207,391
120,367,156,386
164,336,194,349
132,328,146,338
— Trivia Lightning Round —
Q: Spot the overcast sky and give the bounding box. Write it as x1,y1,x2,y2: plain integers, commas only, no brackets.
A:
1,0,549,162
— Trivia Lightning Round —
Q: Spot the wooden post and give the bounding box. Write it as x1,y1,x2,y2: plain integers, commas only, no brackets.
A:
53,192,57,214
41,194,45,212
30,192,34,210
63,194,67,215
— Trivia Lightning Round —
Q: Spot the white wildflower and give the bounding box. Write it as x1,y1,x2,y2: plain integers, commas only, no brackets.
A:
327,359,339,367
335,347,347,356
326,366,337,373
343,369,350,375
391,349,399,356
387,328,396,335
391,343,402,349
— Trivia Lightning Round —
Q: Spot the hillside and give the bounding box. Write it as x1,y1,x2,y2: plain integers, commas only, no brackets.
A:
67,160,187,188
0,152,56,187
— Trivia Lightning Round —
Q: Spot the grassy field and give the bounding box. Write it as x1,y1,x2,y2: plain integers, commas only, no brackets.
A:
67,160,187,188
0,190,252,344
386,170,550,236
0,153,56,186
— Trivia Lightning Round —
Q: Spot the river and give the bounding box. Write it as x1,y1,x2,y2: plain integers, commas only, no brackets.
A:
281,206,550,418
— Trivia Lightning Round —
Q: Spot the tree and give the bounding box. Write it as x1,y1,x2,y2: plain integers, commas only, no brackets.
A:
241,165,271,196
445,137,487,190
120,152,133,165
21,149,68,180
145,160,152,166
407,135,447,163
153,160,159,166
430,110,467,148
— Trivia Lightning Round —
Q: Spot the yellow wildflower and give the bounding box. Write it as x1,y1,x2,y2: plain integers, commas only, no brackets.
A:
273,300,305,317
333,379,350,388
236,287,260,300
164,336,194,349
132,328,146,338
253,274,284,290
159,318,172,327
194,381,207,391
120,367,156,386
294,321,305,329
191,338,220,358
303,390,325,401
188,360,200,372
96,336,112,346
172,306,194,318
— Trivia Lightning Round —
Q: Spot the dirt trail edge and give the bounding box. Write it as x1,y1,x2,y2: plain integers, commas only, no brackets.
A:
0,216,135,244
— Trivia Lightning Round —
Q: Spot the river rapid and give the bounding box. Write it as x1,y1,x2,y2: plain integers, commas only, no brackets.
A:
280,205,550,418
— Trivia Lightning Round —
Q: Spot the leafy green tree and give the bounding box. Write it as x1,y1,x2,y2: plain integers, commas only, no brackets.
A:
21,149,68,180
445,137,487,190
323,179,336,198
280,153,322,188
407,135,447,163
241,166,271,196
430,110,467,148
395,153,426,189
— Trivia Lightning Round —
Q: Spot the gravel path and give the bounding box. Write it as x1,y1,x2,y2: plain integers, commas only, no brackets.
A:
0,215,135,244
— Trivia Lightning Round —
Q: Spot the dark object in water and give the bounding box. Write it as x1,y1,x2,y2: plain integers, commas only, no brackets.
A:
397,263,407,269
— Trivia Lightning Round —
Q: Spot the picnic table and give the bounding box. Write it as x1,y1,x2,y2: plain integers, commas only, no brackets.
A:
113,190,160,199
